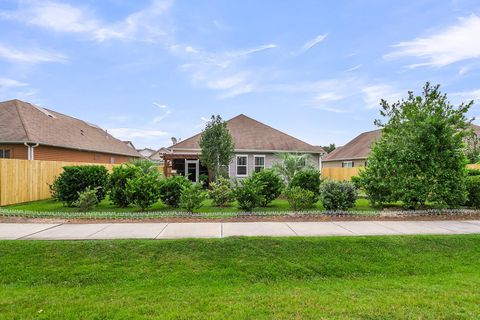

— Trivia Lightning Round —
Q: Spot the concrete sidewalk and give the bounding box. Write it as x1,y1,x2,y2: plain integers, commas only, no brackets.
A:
1,220,480,240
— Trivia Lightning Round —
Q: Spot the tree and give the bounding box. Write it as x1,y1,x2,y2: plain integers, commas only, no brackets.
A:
272,153,313,184
322,143,336,153
360,82,473,209
465,132,480,164
199,115,235,181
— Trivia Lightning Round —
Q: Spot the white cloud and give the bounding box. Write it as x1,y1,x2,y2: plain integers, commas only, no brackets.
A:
451,89,480,103
302,33,328,51
0,0,172,42
345,64,362,72
361,84,403,108
385,14,480,68
0,43,67,63
0,78,28,88
107,128,168,139
151,102,172,123
177,43,276,98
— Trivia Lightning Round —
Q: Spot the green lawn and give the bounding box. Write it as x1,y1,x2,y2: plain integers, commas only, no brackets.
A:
2,197,375,213
1,235,479,319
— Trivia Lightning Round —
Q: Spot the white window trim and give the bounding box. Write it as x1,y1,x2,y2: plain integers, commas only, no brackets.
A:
253,155,265,172
236,154,248,177
342,161,354,168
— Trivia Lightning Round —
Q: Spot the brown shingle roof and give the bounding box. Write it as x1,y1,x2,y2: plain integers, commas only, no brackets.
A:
0,99,141,157
324,124,480,162
170,114,325,153
323,129,382,162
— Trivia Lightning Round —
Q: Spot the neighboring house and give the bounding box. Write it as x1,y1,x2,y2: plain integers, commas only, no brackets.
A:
0,99,141,163
123,141,136,149
322,130,381,168
148,147,169,165
323,125,480,168
163,114,325,182
137,148,156,158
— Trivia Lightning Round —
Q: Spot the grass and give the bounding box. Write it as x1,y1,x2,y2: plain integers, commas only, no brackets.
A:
2,197,376,213
1,235,480,319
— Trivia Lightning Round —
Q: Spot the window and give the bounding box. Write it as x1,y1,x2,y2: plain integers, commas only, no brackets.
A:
0,149,11,158
110,157,115,164
254,155,265,173
342,161,354,168
236,155,248,176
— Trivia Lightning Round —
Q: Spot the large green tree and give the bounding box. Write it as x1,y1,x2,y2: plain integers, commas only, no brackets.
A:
360,83,473,209
199,115,235,181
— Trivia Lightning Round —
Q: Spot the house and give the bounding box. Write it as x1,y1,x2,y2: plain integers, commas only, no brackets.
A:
148,147,169,165
162,114,325,182
137,148,156,158
323,125,480,168
0,99,141,163
322,130,381,168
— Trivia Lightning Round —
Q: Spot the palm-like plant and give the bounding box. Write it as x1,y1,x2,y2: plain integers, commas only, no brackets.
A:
272,153,313,184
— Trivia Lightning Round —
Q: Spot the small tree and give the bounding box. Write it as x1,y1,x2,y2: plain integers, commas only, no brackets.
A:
322,143,336,153
179,183,207,213
199,115,235,181
252,169,284,207
360,82,473,209
125,171,162,211
272,153,313,184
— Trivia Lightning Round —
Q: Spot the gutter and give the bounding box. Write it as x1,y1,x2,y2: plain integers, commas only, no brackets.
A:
23,142,39,160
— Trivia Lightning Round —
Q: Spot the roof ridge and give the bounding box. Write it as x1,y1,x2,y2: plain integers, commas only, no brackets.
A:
12,99,32,142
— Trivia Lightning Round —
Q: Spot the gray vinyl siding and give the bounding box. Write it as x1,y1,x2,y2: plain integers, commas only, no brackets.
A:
228,153,320,178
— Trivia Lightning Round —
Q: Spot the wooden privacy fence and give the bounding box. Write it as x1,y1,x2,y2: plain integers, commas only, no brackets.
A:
0,159,163,206
321,167,362,181
322,164,480,181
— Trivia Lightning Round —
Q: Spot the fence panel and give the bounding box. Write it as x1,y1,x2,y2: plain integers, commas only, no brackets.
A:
0,159,165,206
321,167,361,181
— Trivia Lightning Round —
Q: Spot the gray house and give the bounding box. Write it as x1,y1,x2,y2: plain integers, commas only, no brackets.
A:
162,114,325,182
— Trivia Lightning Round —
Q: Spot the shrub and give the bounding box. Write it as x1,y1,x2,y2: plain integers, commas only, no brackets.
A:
320,180,358,211
466,168,480,176
180,183,207,213
350,175,363,190
125,171,162,211
465,175,480,208
234,177,264,211
208,177,235,207
73,187,99,212
290,169,321,201
199,173,209,187
108,164,142,207
158,175,191,208
252,169,284,206
285,186,317,211
50,165,109,206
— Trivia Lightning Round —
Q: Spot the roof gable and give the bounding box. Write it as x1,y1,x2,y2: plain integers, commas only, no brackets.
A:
170,114,324,153
323,129,382,161
0,99,141,157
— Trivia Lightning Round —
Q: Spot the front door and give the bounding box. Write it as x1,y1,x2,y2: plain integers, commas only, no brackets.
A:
185,159,199,183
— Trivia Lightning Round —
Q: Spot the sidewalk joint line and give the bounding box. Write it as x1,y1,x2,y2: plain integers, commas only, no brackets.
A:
87,224,114,239
155,223,169,239
370,221,407,234
331,222,359,235
284,222,298,236
17,223,64,240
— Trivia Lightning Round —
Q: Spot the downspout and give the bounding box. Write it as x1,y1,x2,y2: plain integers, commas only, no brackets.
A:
24,142,39,160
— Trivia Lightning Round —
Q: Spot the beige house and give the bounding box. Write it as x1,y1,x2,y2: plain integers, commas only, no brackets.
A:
162,114,325,182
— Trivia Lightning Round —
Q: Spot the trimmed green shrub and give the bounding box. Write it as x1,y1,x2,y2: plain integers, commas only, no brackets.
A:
350,175,362,190
285,186,317,211
159,175,191,208
125,171,162,211
50,165,109,206
290,169,321,201
108,164,142,207
208,177,235,207
234,177,264,211
320,180,358,211
180,183,207,213
73,187,99,212
466,175,480,208
466,168,480,176
252,169,284,206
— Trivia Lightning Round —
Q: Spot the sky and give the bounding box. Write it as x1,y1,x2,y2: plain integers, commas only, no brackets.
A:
1,0,480,149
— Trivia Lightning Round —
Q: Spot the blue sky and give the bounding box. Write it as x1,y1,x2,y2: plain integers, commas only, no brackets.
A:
1,0,480,149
